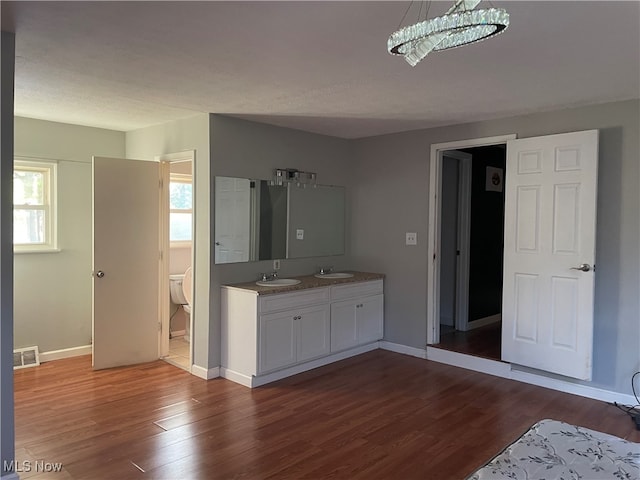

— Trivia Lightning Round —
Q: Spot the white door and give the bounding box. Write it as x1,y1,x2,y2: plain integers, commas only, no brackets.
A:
356,295,384,344
297,305,331,362
259,311,296,373
93,157,160,369
215,176,251,263
330,300,359,352
502,130,598,380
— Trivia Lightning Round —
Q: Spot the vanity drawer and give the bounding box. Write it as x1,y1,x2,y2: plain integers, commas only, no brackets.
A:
259,287,330,313
331,280,383,301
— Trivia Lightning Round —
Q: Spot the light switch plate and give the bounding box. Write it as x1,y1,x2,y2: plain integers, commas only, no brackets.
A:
406,232,417,245
296,229,304,240
273,259,281,270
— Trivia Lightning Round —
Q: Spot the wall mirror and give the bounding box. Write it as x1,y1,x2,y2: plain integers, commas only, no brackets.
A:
214,176,345,264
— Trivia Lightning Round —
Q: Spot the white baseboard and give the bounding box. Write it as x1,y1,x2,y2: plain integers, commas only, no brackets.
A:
466,313,501,331
190,365,220,380
39,345,92,363
380,341,427,359
510,368,639,406
219,368,253,387
170,330,186,338
423,347,637,406
221,343,380,388
426,346,511,377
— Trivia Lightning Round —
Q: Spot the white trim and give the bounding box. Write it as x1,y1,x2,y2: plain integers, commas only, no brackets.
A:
190,365,220,380
510,368,639,406
39,345,92,363
379,341,427,359
219,368,253,387
13,158,58,253
170,330,186,338
427,134,516,345
157,151,195,364
426,346,511,377
221,343,380,388
466,313,501,330
423,347,637,406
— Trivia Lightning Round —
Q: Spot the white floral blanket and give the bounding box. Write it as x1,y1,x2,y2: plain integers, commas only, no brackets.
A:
467,419,639,480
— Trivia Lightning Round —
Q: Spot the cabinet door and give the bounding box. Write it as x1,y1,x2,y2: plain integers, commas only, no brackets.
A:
259,311,296,374
330,300,358,352
357,294,384,344
297,305,331,363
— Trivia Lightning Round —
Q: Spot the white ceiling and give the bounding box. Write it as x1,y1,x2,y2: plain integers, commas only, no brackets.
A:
2,1,639,139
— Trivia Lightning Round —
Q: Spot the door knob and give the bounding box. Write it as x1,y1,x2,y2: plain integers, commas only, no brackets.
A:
96,270,105,278
570,264,591,272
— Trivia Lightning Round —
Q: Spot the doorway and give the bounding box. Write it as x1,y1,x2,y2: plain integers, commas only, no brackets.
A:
427,134,516,359
159,152,194,372
438,146,506,360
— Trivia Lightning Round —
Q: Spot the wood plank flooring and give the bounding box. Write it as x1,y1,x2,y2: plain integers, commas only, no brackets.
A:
436,322,502,360
13,350,640,479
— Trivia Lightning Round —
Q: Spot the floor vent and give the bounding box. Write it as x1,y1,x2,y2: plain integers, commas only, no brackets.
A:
13,346,40,369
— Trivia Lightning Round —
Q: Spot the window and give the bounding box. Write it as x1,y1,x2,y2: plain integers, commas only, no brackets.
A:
169,174,192,243
14,159,57,252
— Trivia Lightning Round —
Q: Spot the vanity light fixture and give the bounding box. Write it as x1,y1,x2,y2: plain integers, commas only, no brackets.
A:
272,168,317,188
388,0,509,66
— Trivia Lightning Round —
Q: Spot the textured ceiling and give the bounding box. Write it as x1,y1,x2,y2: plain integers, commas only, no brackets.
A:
2,1,639,138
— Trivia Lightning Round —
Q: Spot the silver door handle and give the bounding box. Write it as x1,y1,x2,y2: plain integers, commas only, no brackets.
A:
96,270,105,278
570,264,591,272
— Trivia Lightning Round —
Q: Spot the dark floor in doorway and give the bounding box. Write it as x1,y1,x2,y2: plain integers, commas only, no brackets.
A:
436,321,502,361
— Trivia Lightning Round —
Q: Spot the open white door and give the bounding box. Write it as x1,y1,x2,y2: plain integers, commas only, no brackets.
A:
502,130,598,380
93,156,160,369
214,176,251,263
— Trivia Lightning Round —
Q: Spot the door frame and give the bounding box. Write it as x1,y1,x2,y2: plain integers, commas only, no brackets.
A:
427,134,516,345
157,150,195,365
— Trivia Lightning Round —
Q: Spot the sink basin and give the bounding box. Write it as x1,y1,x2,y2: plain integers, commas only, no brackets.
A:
255,278,302,287
314,272,354,279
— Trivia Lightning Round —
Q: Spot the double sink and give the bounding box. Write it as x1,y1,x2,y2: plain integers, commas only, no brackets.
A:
255,272,354,287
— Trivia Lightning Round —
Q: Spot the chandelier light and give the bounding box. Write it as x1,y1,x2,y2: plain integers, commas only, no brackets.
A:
388,0,510,66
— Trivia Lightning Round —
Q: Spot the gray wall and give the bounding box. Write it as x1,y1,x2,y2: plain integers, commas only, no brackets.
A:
210,115,354,365
440,158,458,327
13,117,125,353
287,185,345,259
1,30,15,479
125,114,212,369
351,99,640,395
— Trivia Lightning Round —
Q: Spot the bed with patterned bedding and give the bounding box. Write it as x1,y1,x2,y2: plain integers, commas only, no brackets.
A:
467,419,639,480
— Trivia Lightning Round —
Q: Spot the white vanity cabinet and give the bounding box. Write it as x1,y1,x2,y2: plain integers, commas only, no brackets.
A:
221,276,384,387
330,280,384,352
259,303,330,374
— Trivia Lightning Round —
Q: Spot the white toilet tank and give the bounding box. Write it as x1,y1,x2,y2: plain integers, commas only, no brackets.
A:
169,274,188,305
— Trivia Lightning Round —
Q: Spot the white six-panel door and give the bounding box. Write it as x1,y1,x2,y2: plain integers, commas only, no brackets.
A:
502,130,598,380
93,156,160,369
214,176,251,263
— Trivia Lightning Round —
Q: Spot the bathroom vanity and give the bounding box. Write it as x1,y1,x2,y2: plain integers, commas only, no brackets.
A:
221,271,384,387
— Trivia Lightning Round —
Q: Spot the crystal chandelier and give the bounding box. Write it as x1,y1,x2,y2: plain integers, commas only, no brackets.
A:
388,0,510,66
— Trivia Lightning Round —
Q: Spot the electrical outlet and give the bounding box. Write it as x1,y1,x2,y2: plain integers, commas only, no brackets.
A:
296,229,304,240
273,259,281,270
406,232,417,245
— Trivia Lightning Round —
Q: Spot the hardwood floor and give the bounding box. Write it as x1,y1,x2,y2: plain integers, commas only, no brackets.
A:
13,350,639,479
436,322,502,360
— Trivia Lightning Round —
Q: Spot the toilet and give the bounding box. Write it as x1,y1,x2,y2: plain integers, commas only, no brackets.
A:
169,267,192,342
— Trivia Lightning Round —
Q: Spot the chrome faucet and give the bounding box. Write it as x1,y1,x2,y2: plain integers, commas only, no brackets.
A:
260,271,279,282
317,266,334,275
